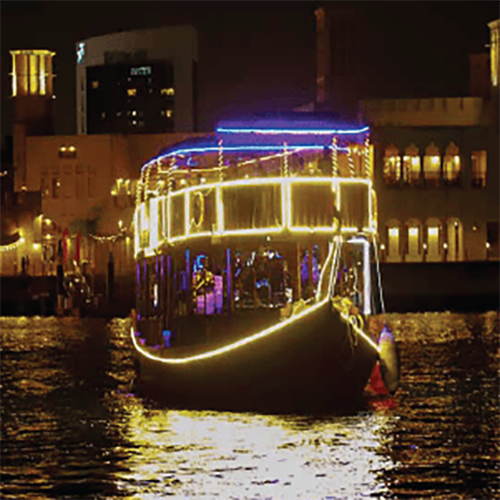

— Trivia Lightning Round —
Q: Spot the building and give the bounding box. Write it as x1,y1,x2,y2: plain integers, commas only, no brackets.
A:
76,26,198,135
359,20,499,263
10,132,206,277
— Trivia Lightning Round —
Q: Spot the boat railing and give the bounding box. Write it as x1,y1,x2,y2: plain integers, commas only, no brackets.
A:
134,174,377,256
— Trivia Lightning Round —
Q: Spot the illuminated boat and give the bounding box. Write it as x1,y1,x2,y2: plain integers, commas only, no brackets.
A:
131,114,397,411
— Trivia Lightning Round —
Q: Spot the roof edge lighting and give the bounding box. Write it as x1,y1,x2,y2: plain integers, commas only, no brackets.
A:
216,126,370,135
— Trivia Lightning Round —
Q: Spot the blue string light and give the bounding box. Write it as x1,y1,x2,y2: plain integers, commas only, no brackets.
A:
216,126,370,135
142,145,350,172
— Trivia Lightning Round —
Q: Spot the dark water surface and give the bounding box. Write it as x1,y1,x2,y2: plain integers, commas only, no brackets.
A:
1,313,499,499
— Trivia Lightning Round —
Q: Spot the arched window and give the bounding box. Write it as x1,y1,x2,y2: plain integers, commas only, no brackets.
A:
386,220,401,262
425,218,443,262
423,142,441,187
402,144,420,186
443,142,461,186
383,144,401,186
471,150,487,188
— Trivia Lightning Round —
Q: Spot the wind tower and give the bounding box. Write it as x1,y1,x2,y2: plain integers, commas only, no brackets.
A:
10,49,55,191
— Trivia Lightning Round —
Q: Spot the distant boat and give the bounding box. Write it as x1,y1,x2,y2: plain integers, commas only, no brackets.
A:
131,114,398,411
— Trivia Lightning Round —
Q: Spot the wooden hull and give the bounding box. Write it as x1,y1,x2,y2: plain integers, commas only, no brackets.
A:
132,300,379,412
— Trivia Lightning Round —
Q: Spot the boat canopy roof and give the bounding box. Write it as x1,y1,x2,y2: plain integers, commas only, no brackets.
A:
145,113,370,170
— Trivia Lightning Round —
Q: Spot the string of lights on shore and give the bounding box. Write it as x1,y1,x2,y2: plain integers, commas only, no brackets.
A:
90,228,129,243
0,237,24,253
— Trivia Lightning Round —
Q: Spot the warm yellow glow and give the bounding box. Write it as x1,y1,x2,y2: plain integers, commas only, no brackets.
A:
430,156,440,165
29,54,38,95
409,227,418,237
132,298,328,364
33,243,40,251
149,198,160,250
118,220,123,229
127,88,137,97
68,145,75,152
134,210,140,254
135,175,376,253
161,87,175,96
165,110,173,118
389,228,399,237
428,227,439,236
11,55,17,97
44,218,51,225
486,242,491,249
489,20,499,87
132,293,379,365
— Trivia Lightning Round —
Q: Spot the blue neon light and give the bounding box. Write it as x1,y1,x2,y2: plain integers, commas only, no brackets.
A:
142,145,350,172
216,126,370,135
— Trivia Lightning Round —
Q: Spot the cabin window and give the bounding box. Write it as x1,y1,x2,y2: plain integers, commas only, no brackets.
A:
471,150,487,188
222,184,282,231
192,254,223,315
290,183,336,228
233,248,288,309
170,193,185,238
339,182,370,230
139,203,150,249
189,189,216,234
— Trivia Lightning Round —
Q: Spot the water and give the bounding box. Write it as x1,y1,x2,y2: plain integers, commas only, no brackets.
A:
1,312,498,499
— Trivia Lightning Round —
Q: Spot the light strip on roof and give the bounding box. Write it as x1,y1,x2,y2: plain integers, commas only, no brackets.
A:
216,126,370,135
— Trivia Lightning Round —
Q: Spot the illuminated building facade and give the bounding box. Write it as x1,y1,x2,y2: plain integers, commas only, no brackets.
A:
76,26,198,135
0,132,205,276
359,20,499,263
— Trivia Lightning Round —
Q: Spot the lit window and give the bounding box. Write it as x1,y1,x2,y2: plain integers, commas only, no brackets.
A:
101,112,106,119
91,81,99,89
132,110,137,117
165,110,173,118
388,226,400,258
471,150,487,188
161,87,175,96
423,143,441,187
59,145,76,159
383,144,401,186
408,226,420,255
402,144,420,186
427,225,441,257
443,143,461,186
127,88,137,97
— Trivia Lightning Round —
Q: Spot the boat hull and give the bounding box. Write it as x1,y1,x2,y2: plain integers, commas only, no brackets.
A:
133,301,379,412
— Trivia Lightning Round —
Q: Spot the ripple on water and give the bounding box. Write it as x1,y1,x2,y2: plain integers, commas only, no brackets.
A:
0,313,498,499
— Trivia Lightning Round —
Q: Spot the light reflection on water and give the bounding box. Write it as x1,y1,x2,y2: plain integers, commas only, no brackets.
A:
116,404,394,498
1,312,498,499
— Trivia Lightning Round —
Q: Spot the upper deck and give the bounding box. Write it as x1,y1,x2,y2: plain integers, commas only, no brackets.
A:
135,114,376,257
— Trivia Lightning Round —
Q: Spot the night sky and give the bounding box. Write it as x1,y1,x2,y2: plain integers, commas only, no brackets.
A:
1,1,498,148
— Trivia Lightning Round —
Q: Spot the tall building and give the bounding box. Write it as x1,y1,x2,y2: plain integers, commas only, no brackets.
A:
76,25,198,135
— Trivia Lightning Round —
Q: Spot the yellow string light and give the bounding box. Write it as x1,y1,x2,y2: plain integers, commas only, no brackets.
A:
0,236,24,253
332,137,339,176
